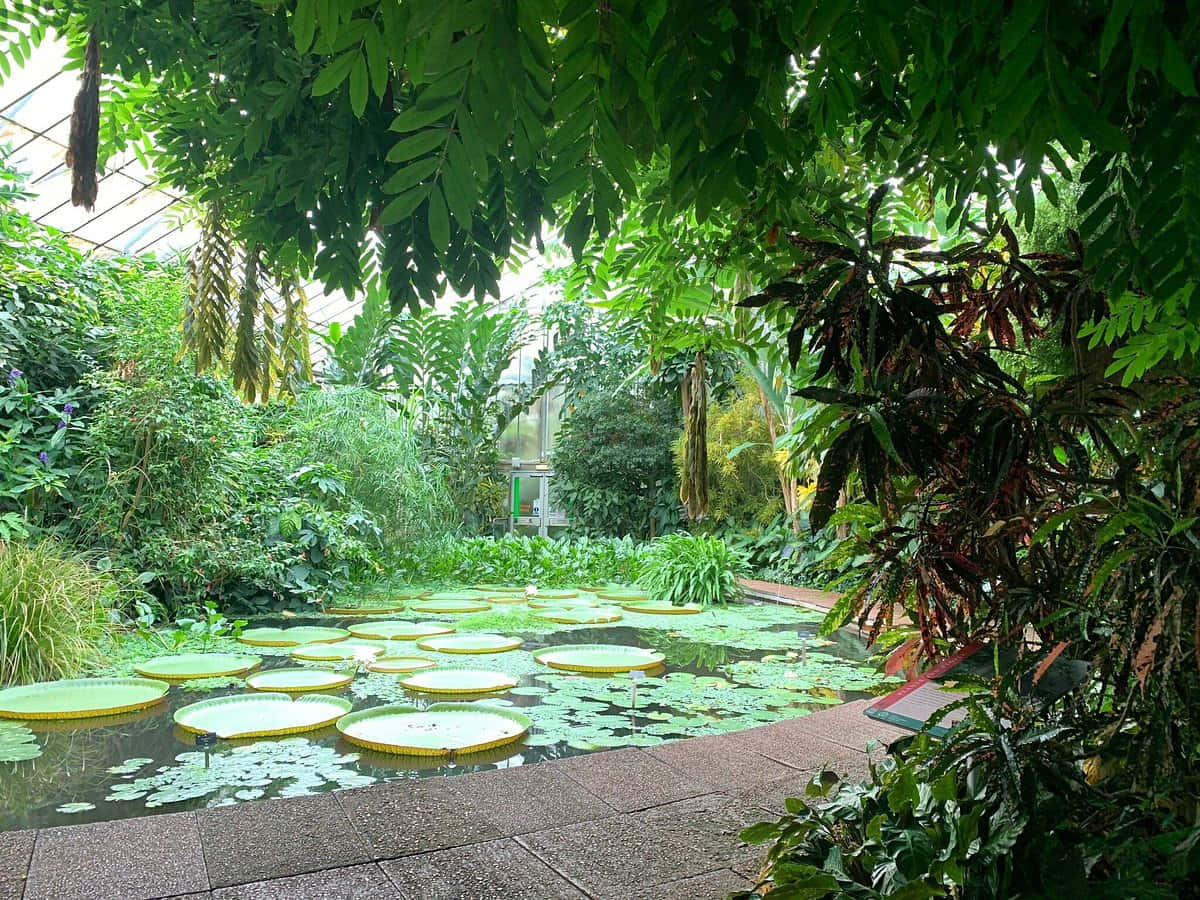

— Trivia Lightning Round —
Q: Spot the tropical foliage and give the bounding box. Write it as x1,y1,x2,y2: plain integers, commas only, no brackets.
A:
636,532,748,607
402,534,644,587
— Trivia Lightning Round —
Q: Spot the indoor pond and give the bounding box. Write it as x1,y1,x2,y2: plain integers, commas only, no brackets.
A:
0,590,900,830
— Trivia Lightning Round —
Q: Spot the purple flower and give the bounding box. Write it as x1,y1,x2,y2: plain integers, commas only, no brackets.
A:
37,451,49,464
7,369,21,387
63,402,75,415
56,420,68,430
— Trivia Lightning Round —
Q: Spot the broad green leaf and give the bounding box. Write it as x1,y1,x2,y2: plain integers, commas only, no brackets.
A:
311,49,358,98
427,185,450,251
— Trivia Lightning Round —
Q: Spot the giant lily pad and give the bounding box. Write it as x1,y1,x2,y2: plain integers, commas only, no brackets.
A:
595,589,649,602
416,634,523,654
399,669,519,694
348,621,454,641
0,677,170,720
336,703,530,756
324,603,406,615
618,600,702,615
532,644,666,673
365,656,438,674
536,607,623,625
477,593,527,605
410,598,492,614
290,639,387,662
245,669,354,693
425,590,486,602
174,694,353,739
529,589,578,600
135,653,261,680
527,598,595,610
237,626,349,647
471,584,525,594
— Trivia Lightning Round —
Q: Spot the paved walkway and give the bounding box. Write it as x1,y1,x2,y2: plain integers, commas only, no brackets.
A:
737,578,840,611
0,700,907,900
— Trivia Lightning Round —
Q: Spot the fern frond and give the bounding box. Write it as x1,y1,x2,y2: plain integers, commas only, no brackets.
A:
232,244,263,402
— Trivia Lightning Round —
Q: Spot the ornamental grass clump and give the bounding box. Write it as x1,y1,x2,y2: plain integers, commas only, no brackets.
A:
636,533,748,607
0,540,115,684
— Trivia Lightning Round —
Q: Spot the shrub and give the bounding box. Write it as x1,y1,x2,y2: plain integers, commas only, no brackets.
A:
272,386,456,547
397,535,645,586
553,387,682,538
636,532,747,606
0,540,116,684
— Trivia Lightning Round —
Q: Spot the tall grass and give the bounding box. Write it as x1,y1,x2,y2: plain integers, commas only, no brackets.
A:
636,533,748,606
277,387,457,546
0,540,115,685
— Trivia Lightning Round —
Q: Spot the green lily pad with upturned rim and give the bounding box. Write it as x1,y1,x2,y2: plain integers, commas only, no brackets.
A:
618,600,703,615
245,669,354,693
336,702,531,756
425,590,486,602
289,639,387,662
478,593,526,604
365,656,438,674
595,589,650,602
324,603,406,615
416,634,523,654
536,607,623,625
0,677,171,720
529,589,579,600
471,584,526,594
237,626,350,647
527,597,596,610
174,693,353,739
399,668,519,695
410,599,492,614
532,644,666,673
134,654,262,680
347,621,455,641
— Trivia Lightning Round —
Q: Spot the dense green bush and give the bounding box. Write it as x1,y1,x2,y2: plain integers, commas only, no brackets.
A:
636,532,747,606
74,366,380,613
272,386,457,547
739,705,1200,899
400,535,644,586
553,387,682,538
0,540,118,684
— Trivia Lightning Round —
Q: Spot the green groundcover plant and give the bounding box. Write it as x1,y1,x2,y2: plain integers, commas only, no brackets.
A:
396,534,645,587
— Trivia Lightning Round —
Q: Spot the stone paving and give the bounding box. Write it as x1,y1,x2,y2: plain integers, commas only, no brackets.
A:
0,700,907,900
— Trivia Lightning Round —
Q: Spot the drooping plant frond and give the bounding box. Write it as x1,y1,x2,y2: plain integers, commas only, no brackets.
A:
182,203,312,403
183,201,234,373
231,244,263,402
65,28,99,211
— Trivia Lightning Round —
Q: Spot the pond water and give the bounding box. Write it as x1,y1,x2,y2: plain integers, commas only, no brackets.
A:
0,596,897,831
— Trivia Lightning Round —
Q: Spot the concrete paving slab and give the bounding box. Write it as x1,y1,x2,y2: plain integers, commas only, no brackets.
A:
380,838,586,899
197,793,368,888
211,863,400,899
646,733,795,787
549,748,716,812
24,811,208,900
0,828,34,878
629,793,770,873
729,725,872,779
783,698,909,751
0,879,26,900
448,764,616,835
153,893,213,899
517,814,715,899
337,780,501,860
627,867,754,899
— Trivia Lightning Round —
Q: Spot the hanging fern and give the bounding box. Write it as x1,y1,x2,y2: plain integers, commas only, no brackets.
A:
278,277,313,391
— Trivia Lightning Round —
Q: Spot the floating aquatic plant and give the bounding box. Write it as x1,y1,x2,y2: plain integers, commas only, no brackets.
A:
0,720,40,762
105,738,374,808
55,802,95,814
